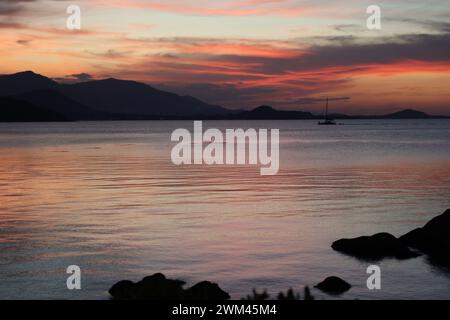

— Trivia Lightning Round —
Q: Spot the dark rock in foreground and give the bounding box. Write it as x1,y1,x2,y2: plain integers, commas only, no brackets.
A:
400,209,450,256
314,276,351,294
109,273,230,300
332,232,419,260
185,281,230,300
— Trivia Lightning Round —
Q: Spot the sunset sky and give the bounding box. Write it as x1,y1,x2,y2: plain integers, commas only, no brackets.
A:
1,0,450,114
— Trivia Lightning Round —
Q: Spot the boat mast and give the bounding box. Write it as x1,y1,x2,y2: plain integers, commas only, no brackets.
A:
325,97,329,119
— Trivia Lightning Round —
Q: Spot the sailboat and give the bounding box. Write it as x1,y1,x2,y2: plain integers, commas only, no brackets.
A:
318,97,336,125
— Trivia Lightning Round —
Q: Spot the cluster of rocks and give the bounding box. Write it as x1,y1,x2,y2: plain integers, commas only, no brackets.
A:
109,273,230,300
309,209,450,296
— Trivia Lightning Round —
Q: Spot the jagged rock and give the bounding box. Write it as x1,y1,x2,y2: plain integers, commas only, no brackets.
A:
332,232,419,260
109,273,229,300
314,276,351,294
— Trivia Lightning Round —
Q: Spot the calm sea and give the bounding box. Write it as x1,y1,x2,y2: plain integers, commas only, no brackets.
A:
0,120,449,299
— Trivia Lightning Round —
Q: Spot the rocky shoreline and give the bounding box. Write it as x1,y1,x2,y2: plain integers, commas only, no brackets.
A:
108,209,449,300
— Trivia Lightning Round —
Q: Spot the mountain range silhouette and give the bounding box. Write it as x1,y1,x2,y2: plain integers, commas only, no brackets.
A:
0,71,447,122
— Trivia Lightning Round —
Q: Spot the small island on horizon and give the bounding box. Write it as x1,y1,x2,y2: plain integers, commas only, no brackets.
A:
1,71,449,122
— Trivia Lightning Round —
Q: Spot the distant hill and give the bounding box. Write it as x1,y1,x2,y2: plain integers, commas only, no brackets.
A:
0,96,67,122
0,71,229,121
383,109,430,119
15,89,106,120
232,106,446,120
60,78,229,117
324,108,448,120
237,105,314,119
0,71,58,96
